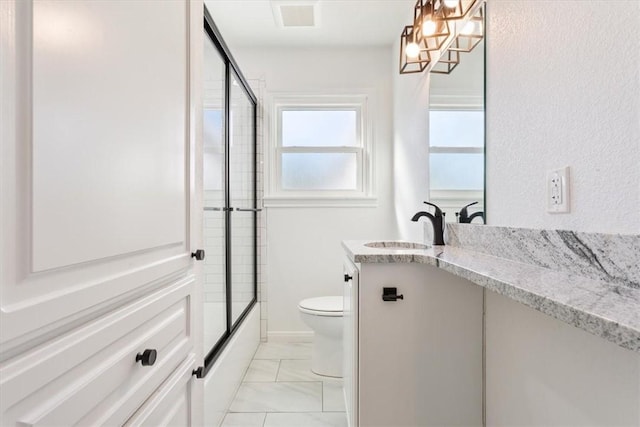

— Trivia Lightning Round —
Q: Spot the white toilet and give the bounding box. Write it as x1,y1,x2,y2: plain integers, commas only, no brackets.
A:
298,296,344,378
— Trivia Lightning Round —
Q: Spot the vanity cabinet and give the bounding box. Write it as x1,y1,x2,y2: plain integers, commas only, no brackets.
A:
343,257,483,427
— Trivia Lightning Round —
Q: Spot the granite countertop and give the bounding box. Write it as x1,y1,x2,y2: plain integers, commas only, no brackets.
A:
342,240,640,354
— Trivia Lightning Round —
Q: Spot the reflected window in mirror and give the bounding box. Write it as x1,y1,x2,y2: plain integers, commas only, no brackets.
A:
428,108,484,214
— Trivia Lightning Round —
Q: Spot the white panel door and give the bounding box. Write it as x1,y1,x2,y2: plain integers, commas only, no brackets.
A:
0,1,203,423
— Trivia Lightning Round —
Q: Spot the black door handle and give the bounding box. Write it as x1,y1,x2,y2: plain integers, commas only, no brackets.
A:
191,249,205,261
192,366,205,378
344,274,353,282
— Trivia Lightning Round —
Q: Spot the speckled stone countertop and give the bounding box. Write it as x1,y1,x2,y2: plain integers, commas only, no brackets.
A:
342,240,640,354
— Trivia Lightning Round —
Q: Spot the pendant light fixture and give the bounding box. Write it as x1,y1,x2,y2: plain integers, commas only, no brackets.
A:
431,48,460,74
399,0,485,75
414,0,450,52
448,6,484,53
399,25,430,74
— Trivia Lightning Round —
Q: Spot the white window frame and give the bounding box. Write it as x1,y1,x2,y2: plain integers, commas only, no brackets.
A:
264,93,376,207
429,93,484,212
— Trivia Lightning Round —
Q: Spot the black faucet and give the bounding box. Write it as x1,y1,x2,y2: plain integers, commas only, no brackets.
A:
411,201,445,246
456,202,485,224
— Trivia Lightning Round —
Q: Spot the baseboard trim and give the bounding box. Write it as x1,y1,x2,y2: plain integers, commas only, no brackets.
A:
267,331,314,342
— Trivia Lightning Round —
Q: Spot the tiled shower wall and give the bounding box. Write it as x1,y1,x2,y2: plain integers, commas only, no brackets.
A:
251,79,268,342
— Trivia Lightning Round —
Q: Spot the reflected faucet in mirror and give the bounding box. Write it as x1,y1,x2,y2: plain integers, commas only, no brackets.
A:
456,201,485,224
411,201,445,246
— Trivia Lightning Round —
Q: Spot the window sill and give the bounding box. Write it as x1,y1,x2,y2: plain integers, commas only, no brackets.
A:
263,195,378,208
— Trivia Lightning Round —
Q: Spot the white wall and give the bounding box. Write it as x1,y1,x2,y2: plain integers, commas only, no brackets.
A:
485,0,640,234
233,47,398,335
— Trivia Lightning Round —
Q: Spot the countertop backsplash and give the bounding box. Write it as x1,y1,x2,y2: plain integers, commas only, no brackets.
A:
440,224,640,290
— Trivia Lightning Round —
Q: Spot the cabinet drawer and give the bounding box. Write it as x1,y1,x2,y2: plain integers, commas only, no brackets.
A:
125,354,195,427
0,276,194,427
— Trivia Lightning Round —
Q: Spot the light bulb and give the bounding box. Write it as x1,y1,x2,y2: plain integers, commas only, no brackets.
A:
461,20,475,35
444,0,458,8
405,42,420,58
422,19,437,36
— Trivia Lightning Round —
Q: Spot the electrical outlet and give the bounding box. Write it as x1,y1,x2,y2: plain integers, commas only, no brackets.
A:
547,167,570,213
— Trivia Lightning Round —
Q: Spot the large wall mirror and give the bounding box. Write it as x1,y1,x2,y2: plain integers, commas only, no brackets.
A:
429,37,485,223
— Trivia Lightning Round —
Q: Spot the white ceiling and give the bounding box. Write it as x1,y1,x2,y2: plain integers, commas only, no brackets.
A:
204,0,416,48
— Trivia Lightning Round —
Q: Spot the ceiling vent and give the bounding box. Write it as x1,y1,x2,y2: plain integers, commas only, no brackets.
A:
271,1,319,28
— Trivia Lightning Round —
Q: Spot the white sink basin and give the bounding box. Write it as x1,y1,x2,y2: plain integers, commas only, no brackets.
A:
363,241,429,250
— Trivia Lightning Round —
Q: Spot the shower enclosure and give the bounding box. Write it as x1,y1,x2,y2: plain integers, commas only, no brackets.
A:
202,8,258,375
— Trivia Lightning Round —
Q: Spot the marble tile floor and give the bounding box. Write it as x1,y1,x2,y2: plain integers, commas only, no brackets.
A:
223,342,348,427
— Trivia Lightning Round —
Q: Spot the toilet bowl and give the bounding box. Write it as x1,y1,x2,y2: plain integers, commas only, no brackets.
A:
298,296,343,378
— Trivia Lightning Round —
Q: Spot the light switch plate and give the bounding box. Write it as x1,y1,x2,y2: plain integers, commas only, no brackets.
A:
547,166,570,213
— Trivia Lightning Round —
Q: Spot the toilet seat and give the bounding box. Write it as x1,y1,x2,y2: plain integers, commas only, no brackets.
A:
298,296,343,317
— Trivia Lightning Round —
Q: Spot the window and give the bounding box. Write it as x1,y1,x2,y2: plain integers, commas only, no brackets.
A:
429,95,484,210
266,95,374,206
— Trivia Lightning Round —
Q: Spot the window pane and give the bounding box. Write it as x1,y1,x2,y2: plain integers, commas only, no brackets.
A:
430,153,484,190
429,111,484,147
203,109,224,193
282,110,358,147
282,153,357,190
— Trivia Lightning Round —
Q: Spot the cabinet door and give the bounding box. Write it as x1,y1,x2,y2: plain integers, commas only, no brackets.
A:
358,263,483,427
0,0,203,424
342,259,359,427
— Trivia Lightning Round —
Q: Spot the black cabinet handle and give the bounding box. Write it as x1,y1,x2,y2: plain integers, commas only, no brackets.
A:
344,274,353,282
136,349,157,366
191,249,205,261
192,366,205,378
382,287,404,301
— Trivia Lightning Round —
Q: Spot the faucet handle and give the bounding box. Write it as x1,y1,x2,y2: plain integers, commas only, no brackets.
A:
422,201,443,216
456,202,478,224
458,201,478,223
461,201,478,211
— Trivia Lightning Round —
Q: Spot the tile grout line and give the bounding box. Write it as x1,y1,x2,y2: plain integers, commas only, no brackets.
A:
225,343,345,425
274,358,282,382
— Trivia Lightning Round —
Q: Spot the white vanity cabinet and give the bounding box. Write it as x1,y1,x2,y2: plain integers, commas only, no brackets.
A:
343,257,484,427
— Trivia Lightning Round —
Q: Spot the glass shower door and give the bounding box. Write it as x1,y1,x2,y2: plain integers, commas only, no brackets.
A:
202,34,227,353
200,8,258,375
229,69,256,326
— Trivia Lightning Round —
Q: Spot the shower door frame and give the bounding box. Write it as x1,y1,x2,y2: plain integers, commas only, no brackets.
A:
202,6,258,377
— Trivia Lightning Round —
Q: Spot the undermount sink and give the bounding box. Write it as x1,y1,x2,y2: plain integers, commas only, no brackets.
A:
364,241,429,250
